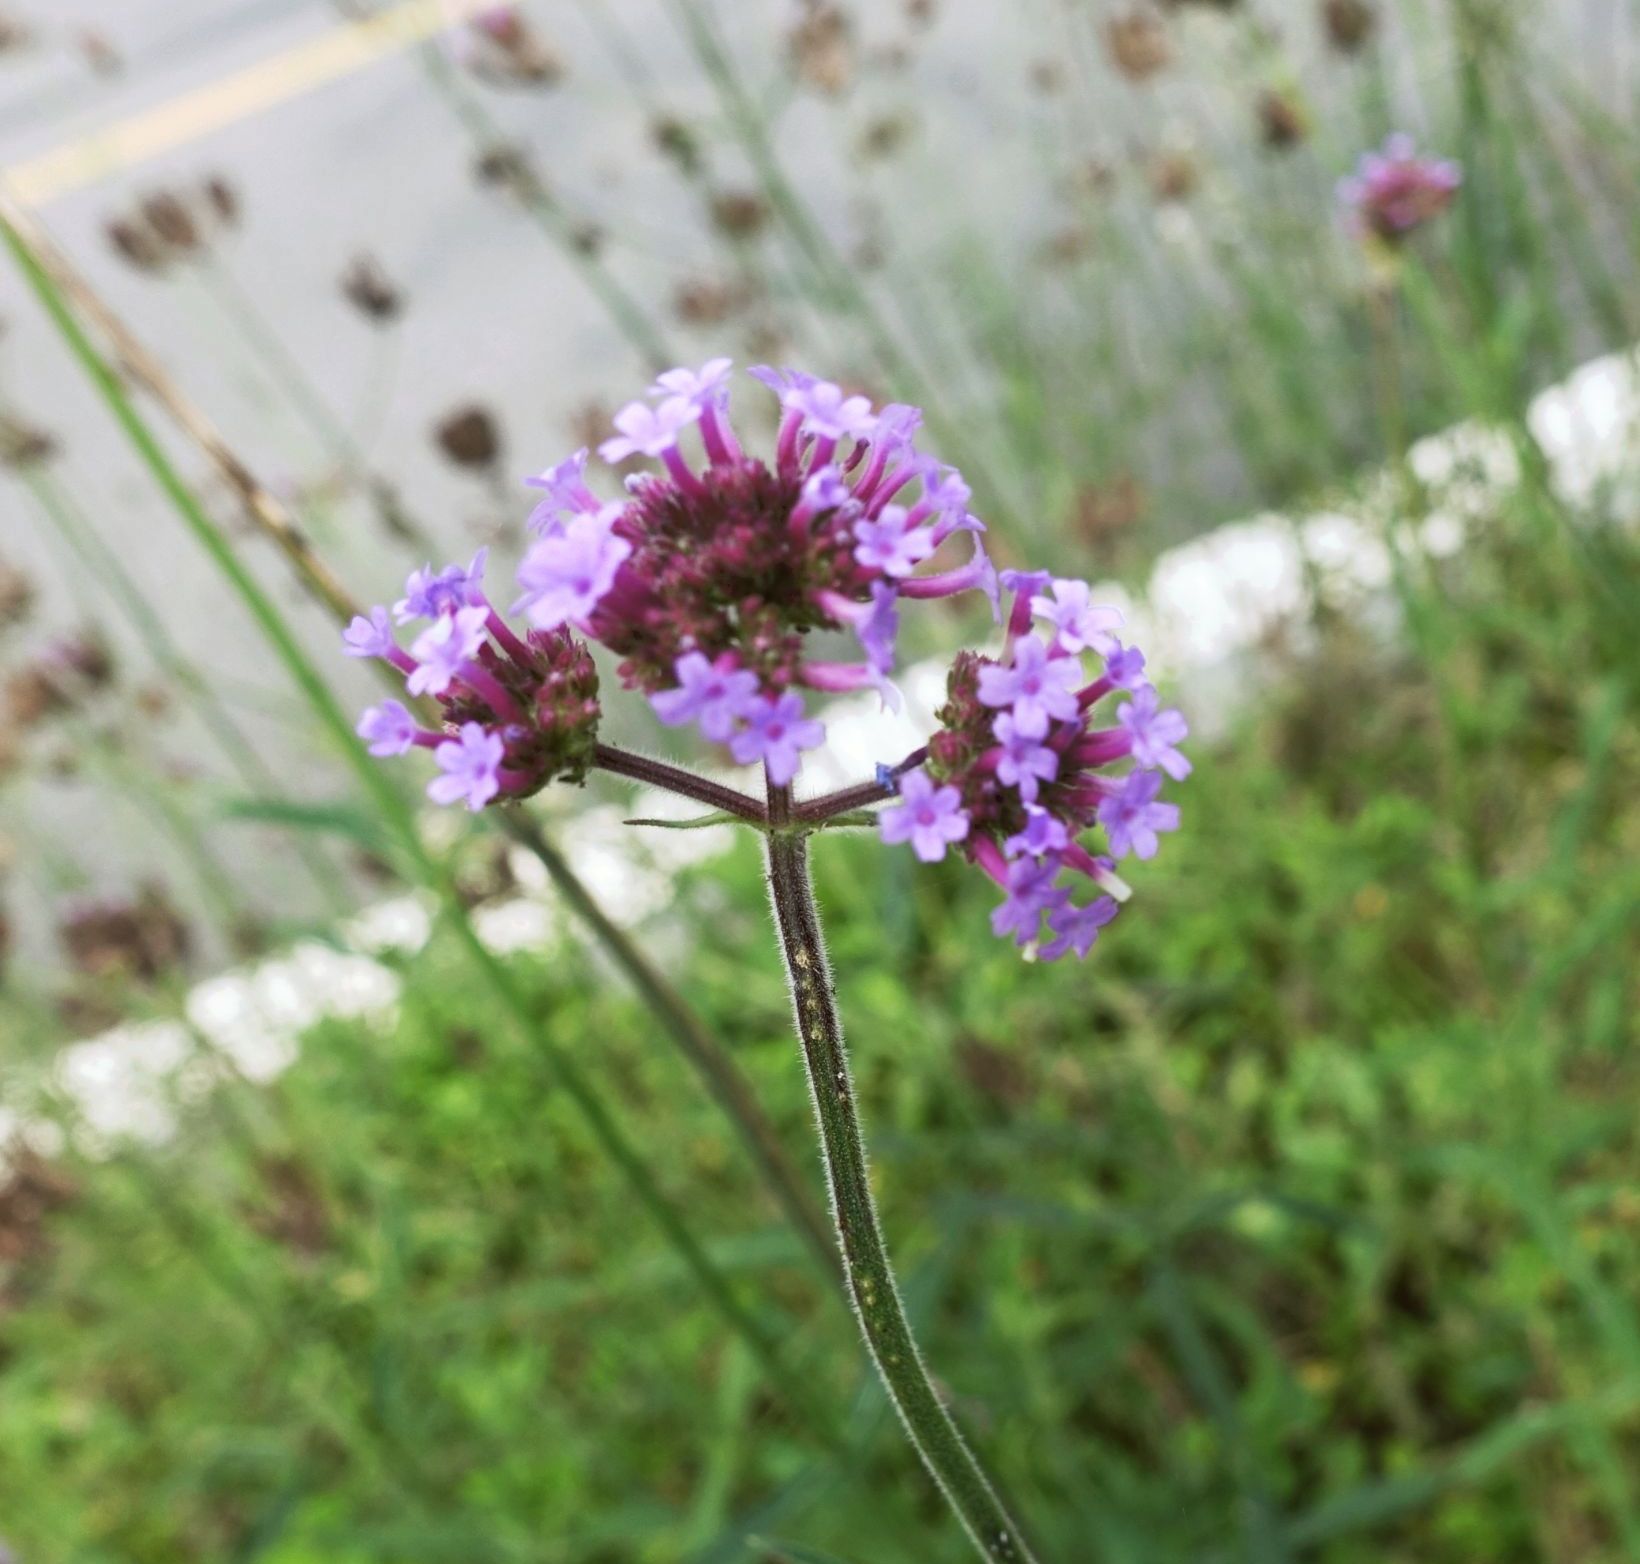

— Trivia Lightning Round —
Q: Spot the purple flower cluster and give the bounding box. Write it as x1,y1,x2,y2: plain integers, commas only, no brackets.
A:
513,358,995,784
341,358,1186,964
1338,133,1461,242
878,573,1188,962
343,547,600,811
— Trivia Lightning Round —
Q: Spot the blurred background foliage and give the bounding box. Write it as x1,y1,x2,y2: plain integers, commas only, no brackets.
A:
1,0,1638,1560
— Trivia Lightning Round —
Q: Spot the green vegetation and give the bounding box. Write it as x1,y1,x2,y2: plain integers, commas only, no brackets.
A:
2,1,1638,1559
3,456,1636,1560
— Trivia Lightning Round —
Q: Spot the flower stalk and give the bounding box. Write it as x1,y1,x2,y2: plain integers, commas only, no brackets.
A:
764,778,1042,1564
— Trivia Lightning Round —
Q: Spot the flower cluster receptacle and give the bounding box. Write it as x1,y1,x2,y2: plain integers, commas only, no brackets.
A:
343,359,1187,961
1338,133,1461,242
344,546,600,812
879,565,1189,963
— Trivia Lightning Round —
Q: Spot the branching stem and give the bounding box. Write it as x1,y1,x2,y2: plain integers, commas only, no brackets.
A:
592,743,767,824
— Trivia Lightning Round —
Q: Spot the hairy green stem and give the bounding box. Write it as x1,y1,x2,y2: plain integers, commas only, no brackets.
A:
592,742,767,825
763,780,1043,1563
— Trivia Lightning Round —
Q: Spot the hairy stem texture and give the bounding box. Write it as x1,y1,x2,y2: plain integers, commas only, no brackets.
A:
762,819,1043,1564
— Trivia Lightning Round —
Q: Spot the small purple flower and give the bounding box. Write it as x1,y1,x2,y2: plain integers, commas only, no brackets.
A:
1117,686,1192,780
748,364,819,396
394,548,488,623
599,396,701,462
1004,805,1069,859
1031,578,1122,655
989,855,1070,947
356,699,418,757
879,769,970,863
920,465,972,521
1339,133,1462,241
855,582,899,672
1098,770,1180,861
515,507,632,630
977,635,1082,739
783,380,876,442
999,567,1053,601
406,605,489,697
650,651,762,742
1103,642,1148,689
1039,896,1119,961
427,722,505,811
524,449,597,532
854,505,936,578
652,358,733,405
728,691,825,784
865,402,923,463
342,605,398,660
801,466,854,516
993,711,1060,803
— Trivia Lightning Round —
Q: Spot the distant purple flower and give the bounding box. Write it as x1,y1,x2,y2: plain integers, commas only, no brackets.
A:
406,605,489,696
977,635,1082,739
1039,896,1118,961
784,380,875,441
342,606,398,660
992,711,1059,802
356,699,418,757
1098,770,1180,860
394,548,488,623
728,691,825,784
1118,686,1192,780
879,769,970,863
427,722,505,811
854,505,936,578
650,651,762,742
1031,578,1122,655
652,357,733,405
515,507,631,630
1004,805,1069,859
989,855,1071,947
1339,133,1461,242
599,396,700,462
524,449,597,532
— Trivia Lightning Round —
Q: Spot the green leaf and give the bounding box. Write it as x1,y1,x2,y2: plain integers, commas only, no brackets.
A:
219,795,392,855
746,1540,864,1564
623,811,748,831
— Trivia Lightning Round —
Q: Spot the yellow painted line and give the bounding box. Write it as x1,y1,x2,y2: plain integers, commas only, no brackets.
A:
1,0,495,208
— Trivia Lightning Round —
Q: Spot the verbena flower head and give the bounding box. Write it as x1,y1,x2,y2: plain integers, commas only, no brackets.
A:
886,570,1189,962
511,359,996,779
1338,133,1461,242
342,359,1186,962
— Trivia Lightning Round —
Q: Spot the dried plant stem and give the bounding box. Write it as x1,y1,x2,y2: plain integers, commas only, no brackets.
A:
20,469,352,913
0,192,839,1295
764,780,1044,1564
2,201,848,1441
412,32,673,373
